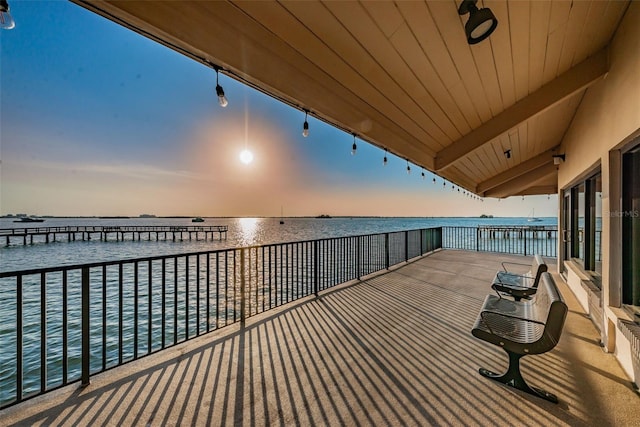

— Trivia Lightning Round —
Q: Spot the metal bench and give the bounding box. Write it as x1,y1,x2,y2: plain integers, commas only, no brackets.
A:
491,254,547,301
472,272,567,403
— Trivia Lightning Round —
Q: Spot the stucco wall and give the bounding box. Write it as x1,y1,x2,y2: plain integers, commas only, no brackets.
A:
556,2,640,384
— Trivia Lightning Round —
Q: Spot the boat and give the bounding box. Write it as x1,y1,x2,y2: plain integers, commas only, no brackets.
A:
191,217,205,223
527,209,542,222
13,217,45,223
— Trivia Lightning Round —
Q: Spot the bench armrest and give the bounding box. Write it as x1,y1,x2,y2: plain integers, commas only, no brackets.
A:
501,261,531,272
493,280,533,290
480,310,545,336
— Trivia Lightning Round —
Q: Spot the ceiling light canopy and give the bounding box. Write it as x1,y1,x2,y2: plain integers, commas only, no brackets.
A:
458,0,498,45
0,0,15,30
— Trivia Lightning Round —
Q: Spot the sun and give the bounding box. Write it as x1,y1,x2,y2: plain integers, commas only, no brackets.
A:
239,149,254,165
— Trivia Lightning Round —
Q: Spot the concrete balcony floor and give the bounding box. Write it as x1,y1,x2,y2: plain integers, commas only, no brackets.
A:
1,250,638,426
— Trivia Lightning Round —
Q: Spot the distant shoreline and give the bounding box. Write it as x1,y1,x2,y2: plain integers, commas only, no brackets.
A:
1,215,557,219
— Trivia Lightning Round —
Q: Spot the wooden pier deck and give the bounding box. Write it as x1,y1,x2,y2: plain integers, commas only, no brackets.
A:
1,250,637,426
0,225,228,246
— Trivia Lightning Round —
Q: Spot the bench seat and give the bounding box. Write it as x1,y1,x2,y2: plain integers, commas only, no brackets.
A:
472,272,567,403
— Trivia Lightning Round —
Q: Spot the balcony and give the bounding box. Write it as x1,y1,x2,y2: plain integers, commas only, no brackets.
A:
1,249,638,426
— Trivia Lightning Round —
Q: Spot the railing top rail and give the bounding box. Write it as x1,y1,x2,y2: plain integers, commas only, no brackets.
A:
0,227,441,277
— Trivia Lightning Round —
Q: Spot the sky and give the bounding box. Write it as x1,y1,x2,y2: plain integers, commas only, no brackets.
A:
0,1,558,218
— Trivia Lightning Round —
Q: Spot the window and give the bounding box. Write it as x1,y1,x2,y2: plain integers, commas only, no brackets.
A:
622,144,640,308
564,171,602,286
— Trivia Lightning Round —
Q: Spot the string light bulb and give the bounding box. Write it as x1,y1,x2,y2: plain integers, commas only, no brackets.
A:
383,149,388,166
351,134,357,156
421,168,425,179
433,177,436,184
302,110,309,137
406,160,411,175
0,0,15,30
215,68,228,108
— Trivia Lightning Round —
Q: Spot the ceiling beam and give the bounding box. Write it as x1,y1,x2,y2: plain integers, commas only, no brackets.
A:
435,47,609,171
517,185,558,196
476,149,556,193
483,163,558,198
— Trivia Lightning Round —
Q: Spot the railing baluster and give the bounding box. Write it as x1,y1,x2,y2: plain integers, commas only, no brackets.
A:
16,275,23,402
81,267,90,386
148,260,152,354
134,263,138,359
102,266,107,371
62,270,68,384
185,255,190,340
118,263,123,365
40,272,46,393
162,259,166,349
206,254,211,332
240,249,246,325
173,258,178,345
196,255,200,336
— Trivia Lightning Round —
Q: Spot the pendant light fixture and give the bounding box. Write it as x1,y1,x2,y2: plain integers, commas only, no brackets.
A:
458,0,498,45
421,169,425,179
406,160,411,175
383,149,388,166
0,0,15,30
302,110,309,137
215,67,228,108
351,134,357,156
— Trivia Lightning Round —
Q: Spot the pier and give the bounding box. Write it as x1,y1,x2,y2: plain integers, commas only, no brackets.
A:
0,225,228,246
477,225,556,240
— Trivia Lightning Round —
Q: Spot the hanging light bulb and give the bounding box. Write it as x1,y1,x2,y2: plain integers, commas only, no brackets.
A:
383,149,388,166
351,134,357,155
302,110,309,137
421,169,425,179
406,160,411,175
215,68,228,108
0,0,15,30
433,177,436,184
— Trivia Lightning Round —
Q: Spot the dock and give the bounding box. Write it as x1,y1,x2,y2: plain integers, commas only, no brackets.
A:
477,225,556,239
0,225,228,246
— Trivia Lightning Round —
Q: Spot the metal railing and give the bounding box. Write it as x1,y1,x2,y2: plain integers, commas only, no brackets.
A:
0,227,442,408
442,226,558,257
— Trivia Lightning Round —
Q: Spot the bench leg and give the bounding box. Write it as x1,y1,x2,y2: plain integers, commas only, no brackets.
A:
479,351,559,403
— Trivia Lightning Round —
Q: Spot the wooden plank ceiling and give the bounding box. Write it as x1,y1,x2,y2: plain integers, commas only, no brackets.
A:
74,0,629,197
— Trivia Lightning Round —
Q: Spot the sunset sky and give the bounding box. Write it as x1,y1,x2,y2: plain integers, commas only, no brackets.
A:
0,1,558,218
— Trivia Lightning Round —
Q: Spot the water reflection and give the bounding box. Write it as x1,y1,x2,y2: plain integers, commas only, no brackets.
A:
237,217,260,246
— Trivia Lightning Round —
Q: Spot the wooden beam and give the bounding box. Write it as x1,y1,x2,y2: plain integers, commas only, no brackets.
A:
476,149,555,193
517,185,558,196
435,47,609,171
483,163,558,198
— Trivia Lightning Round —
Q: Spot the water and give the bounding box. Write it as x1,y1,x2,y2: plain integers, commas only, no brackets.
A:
0,216,556,406
0,216,556,272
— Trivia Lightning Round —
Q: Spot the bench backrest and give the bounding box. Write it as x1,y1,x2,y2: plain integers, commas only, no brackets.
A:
527,272,567,354
529,254,548,287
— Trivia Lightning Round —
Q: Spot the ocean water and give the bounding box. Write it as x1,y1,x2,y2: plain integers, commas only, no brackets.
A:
0,216,557,272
